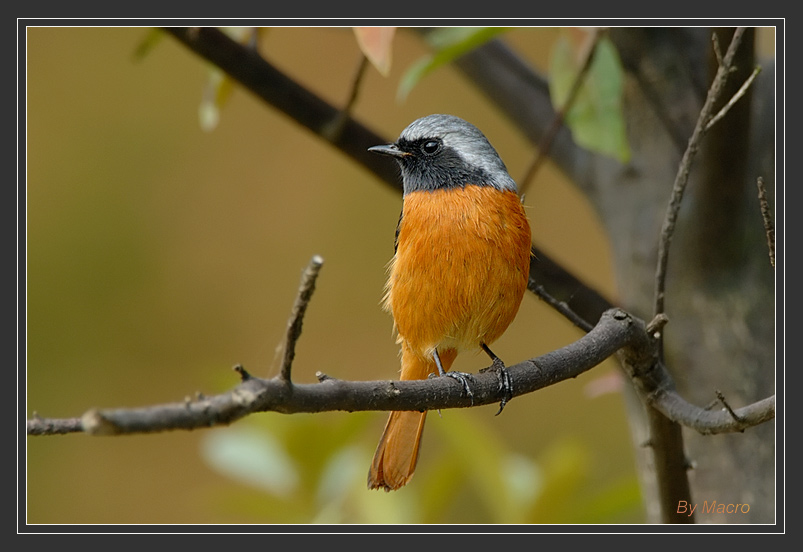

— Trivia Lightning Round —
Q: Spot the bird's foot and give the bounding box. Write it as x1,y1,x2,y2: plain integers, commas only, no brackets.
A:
480,357,514,415
429,370,476,405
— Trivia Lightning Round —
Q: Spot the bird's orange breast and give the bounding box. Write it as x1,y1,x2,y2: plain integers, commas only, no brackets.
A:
384,185,531,359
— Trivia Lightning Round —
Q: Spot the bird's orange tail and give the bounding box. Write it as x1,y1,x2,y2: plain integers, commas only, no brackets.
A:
367,410,427,491
368,346,456,491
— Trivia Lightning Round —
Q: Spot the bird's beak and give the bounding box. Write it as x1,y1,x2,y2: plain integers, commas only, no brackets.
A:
368,144,409,158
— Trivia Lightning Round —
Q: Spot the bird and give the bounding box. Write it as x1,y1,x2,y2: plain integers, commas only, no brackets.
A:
366,114,532,491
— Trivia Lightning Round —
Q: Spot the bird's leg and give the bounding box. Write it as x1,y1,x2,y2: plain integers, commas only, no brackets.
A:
480,343,513,415
432,348,475,405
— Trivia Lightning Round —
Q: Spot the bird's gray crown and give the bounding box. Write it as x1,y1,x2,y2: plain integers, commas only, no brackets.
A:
395,114,518,194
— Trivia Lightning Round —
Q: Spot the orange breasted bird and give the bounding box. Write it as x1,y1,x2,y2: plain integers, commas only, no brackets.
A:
366,114,532,491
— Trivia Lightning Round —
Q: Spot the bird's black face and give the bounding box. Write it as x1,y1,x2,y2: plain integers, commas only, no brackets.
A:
368,114,518,195
391,135,489,194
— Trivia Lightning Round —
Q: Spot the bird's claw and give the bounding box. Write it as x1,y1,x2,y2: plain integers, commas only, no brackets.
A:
481,357,514,415
443,371,476,405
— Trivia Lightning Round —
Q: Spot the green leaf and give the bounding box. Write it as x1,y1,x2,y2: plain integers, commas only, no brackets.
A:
549,34,631,163
201,426,300,497
198,27,261,131
198,67,234,132
397,27,511,101
132,28,163,61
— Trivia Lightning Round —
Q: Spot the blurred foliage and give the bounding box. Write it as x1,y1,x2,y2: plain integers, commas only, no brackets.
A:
548,31,631,163
397,27,510,101
178,25,632,162
200,410,642,523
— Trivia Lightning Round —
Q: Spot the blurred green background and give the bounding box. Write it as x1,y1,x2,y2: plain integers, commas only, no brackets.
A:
26,26,644,524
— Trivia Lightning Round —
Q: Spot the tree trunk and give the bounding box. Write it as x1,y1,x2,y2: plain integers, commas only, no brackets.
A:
598,27,775,523
456,27,776,522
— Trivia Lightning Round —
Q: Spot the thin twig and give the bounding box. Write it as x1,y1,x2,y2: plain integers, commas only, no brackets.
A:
645,313,669,336
279,255,324,383
756,176,776,267
323,55,370,141
653,27,746,319
531,283,594,333
26,413,83,435
716,390,746,424
233,364,252,381
526,247,612,330
712,32,724,66
705,65,762,131
519,28,604,196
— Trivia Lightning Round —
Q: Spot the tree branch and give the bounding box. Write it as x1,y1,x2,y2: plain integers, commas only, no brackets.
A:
618,327,776,436
161,28,401,192
28,298,774,438
26,414,83,436
28,308,631,436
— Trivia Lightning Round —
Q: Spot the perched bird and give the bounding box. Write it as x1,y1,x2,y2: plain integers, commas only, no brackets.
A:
367,114,532,491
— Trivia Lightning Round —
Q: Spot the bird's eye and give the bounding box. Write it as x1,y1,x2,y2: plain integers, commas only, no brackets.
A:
421,140,441,155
